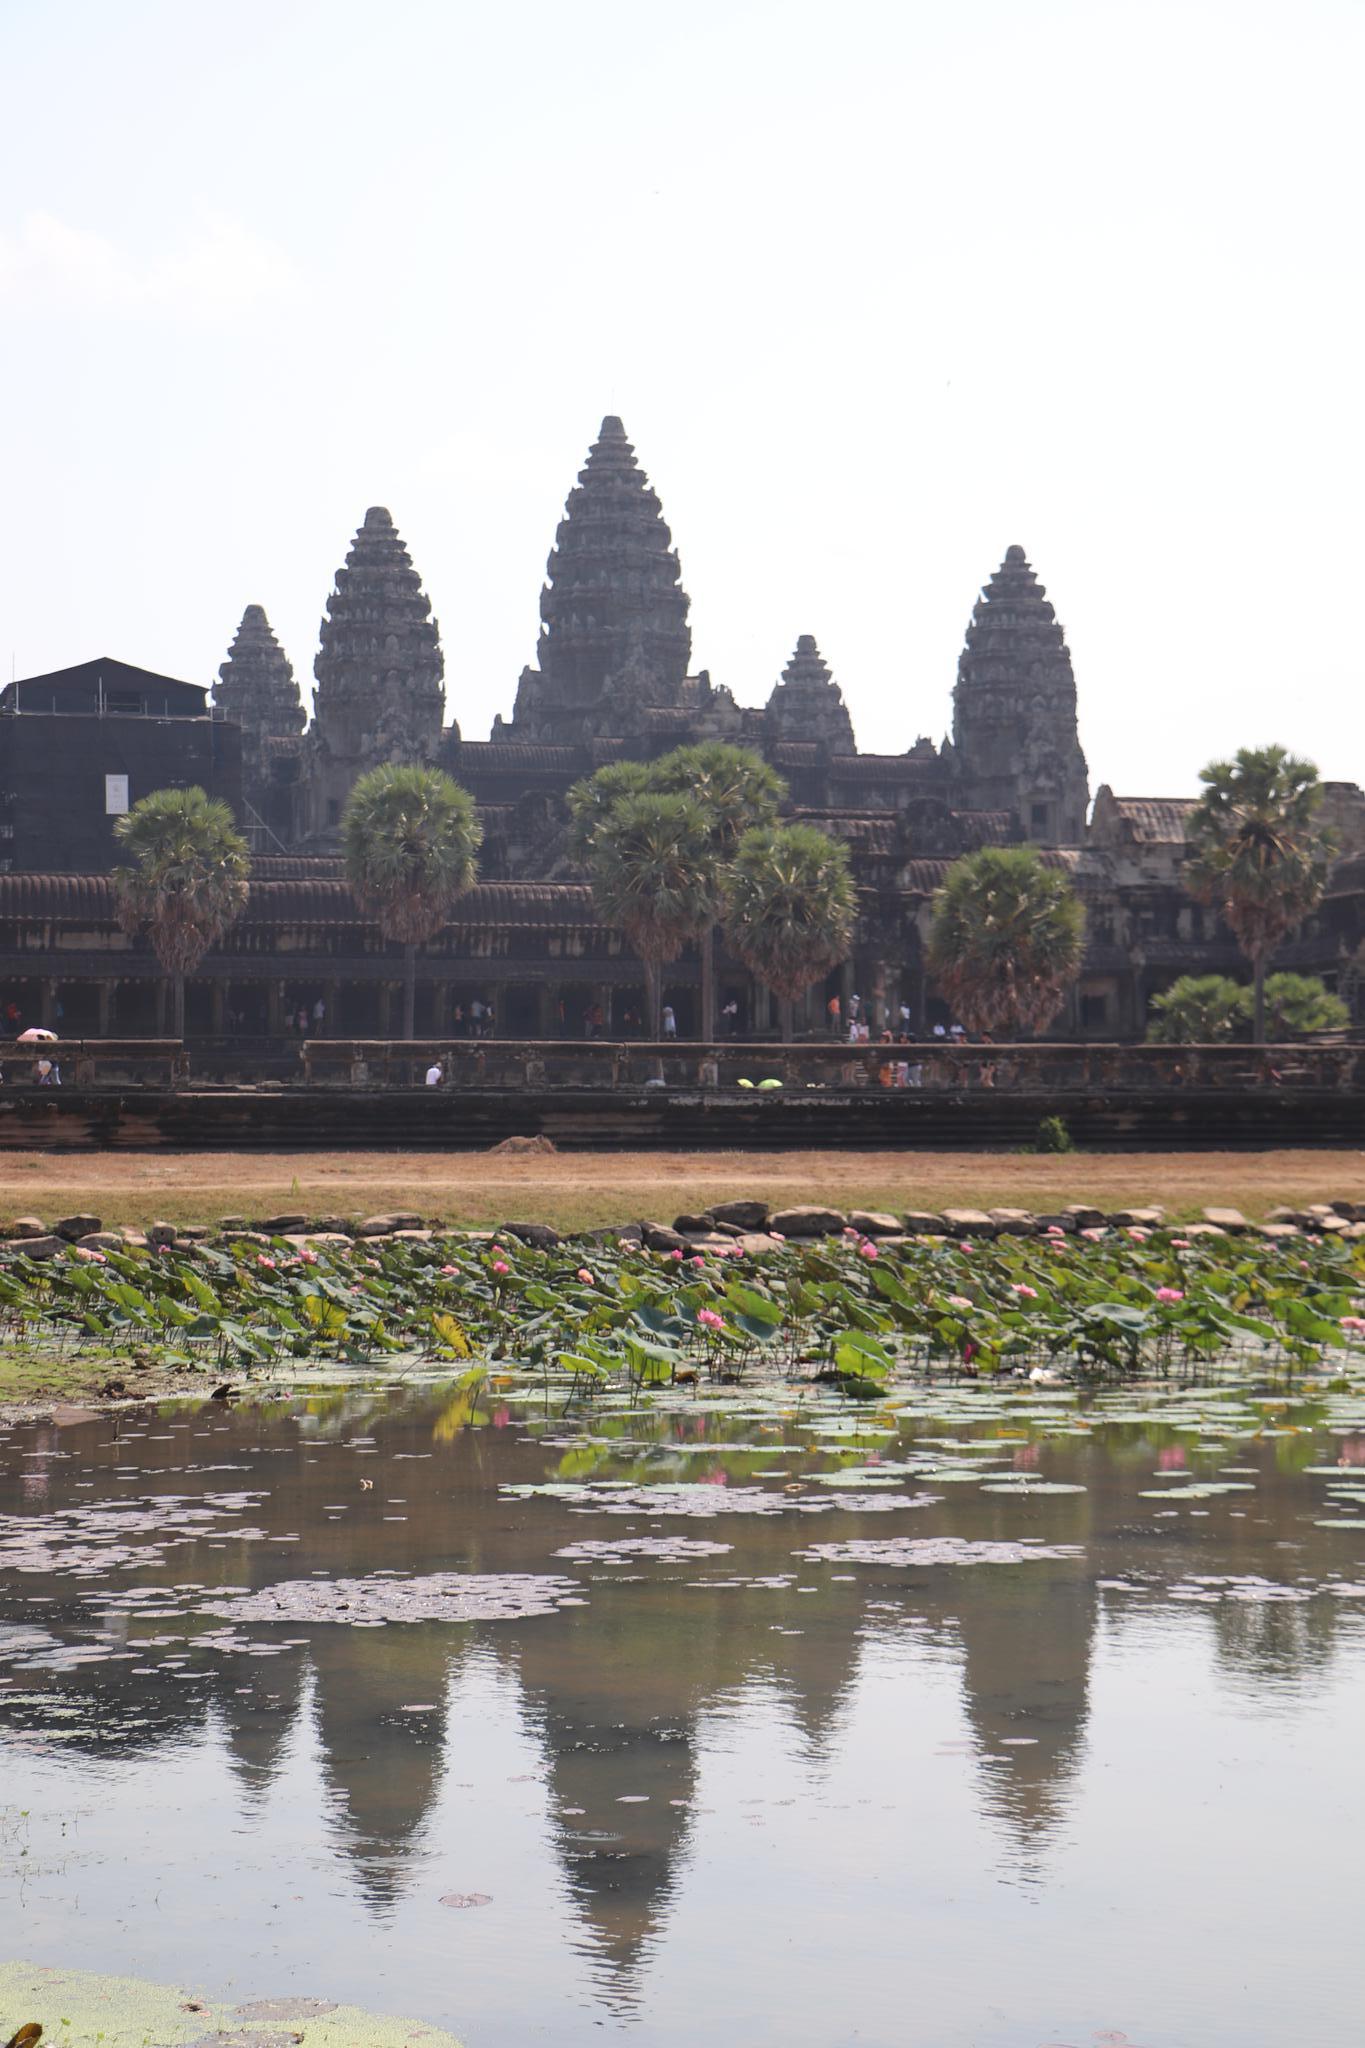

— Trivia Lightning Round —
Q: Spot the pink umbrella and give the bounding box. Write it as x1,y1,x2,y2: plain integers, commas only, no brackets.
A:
17,1027,57,1043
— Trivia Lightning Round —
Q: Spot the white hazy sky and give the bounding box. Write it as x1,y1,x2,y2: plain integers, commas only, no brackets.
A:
1,0,1361,798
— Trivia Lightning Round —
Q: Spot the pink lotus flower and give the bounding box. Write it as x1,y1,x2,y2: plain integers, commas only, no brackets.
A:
691,1255,706,1268
298,1247,318,1265
74,1246,106,1263
1126,1226,1150,1242
670,1247,684,1260
256,1254,276,1270
576,1268,595,1285
859,1240,879,1259
1171,1238,1191,1250
1046,1224,1066,1236
1014,1283,1038,1298
492,1405,510,1429
697,1307,724,1330
1340,1315,1365,1334
439,1263,460,1276
1081,1227,1105,1241
1156,1286,1184,1303
947,1294,973,1311
491,1259,510,1276
618,1237,636,1250
770,1230,786,1243
843,1226,859,1237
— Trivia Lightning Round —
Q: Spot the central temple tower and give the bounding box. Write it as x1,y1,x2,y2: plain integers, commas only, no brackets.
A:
951,544,1090,844
498,416,691,744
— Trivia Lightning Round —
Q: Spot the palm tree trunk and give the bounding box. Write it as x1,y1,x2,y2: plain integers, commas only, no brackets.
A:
403,944,416,1040
1253,955,1266,1045
172,973,185,1040
644,957,662,1039
701,925,716,1042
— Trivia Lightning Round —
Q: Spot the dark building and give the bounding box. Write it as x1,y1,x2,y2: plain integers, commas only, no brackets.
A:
0,417,1361,1038
0,657,242,874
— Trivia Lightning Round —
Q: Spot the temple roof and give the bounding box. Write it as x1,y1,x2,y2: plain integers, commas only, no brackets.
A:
503,416,692,743
1090,791,1198,846
0,874,603,931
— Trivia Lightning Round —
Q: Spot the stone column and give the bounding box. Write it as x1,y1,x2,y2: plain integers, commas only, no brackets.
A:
210,982,226,1034
266,980,284,1038
97,982,113,1036
41,979,58,1030
378,983,394,1038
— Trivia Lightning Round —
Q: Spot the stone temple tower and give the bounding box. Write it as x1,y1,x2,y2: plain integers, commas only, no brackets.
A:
763,635,856,752
306,507,446,837
499,416,691,744
213,605,305,829
951,544,1090,844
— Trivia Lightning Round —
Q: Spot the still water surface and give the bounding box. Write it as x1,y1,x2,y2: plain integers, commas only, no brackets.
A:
2,1373,1364,2047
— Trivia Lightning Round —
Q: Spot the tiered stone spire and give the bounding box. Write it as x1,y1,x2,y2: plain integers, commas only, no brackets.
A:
213,605,304,818
763,635,856,752
951,544,1090,844
500,416,691,743
306,507,446,836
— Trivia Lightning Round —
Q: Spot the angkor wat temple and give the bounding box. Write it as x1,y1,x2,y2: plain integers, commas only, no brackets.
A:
1,415,1362,1039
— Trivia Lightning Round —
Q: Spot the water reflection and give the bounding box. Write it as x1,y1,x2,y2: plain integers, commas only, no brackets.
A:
2,1379,1365,2043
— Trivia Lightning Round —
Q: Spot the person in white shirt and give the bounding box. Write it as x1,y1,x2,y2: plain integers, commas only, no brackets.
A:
661,1005,677,1039
424,1061,443,1086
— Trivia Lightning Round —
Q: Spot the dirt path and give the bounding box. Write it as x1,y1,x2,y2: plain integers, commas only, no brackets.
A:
0,1147,1360,1229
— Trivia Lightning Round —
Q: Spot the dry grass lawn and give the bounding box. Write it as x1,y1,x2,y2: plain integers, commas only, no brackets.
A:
0,1146,1360,1231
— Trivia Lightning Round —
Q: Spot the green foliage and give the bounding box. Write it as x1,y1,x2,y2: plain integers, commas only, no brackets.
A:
1034,1114,1074,1154
1147,971,1348,1042
1,1212,1359,1395
577,789,716,1030
568,744,788,1033
1256,972,1349,1038
723,823,856,1033
342,764,482,947
927,846,1085,1037
1147,975,1246,1043
111,787,250,1031
342,763,482,1038
1185,745,1335,1041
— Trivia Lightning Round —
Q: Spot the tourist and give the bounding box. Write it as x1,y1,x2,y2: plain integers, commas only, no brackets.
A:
826,993,841,1038
470,997,486,1037
453,1002,465,1035
424,1059,444,1087
932,1021,947,1039
950,1020,966,1042
312,996,326,1035
484,1003,496,1037
662,1004,677,1040
899,1002,911,1032
721,998,738,1036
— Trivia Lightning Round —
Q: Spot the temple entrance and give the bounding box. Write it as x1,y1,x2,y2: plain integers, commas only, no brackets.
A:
226,984,270,1035
502,985,541,1037
54,982,101,1034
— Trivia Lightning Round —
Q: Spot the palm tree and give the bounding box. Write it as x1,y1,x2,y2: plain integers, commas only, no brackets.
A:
1254,972,1349,1038
111,787,250,1038
1146,974,1245,1044
568,744,786,1037
926,846,1085,1037
342,764,482,1039
723,823,856,1040
645,743,786,1037
582,791,714,1035
1185,746,1335,1043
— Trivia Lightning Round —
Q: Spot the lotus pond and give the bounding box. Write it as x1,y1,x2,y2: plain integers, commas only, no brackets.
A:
2,1225,1365,2045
